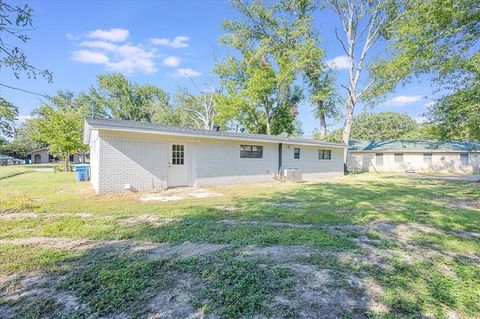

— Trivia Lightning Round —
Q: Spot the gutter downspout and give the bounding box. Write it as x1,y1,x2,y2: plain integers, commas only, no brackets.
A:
278,143,283,177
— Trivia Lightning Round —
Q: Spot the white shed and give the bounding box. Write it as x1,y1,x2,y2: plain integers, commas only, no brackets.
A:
83,118,346,194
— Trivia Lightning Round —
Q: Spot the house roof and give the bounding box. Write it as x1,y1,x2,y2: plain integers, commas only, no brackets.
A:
349,140,480,153
84,118,345,148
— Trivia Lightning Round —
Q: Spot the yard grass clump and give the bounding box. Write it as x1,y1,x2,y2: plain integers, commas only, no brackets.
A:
0,244,78,275
0,192,39,213
0,165,31,180
60,252,173,317
170,251,295,318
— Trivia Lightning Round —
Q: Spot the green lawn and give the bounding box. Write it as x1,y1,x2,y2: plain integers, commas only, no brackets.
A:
0,171,479,318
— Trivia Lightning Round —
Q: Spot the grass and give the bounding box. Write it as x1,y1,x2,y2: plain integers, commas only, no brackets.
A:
0,171,479,318
0,165,32,180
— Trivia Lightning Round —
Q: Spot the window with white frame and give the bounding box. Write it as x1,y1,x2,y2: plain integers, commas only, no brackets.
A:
318,149,332,160
172,144,184,165
294,148,300,159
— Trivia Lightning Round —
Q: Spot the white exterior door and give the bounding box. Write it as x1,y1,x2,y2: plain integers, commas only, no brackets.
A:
168,144,188,187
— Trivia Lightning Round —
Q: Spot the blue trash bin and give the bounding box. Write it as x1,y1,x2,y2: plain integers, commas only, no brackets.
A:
75,164,90,182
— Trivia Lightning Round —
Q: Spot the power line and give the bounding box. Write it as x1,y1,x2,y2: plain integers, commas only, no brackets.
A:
0,83,50,99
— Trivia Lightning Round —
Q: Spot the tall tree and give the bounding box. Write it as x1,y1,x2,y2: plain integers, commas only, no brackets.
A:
0,98,18,137
324,0,391,166
215,0,307,135
30,92,89,171
0,1,52,85
370,0,479,140
172,86,220,130
296,38,338,137
91,73,169,122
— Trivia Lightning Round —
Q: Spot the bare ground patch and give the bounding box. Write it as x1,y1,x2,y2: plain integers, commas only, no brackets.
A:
139,187,223,202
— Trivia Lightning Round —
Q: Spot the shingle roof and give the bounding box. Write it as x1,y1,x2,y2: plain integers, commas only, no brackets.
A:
349,140,480,152
84,118,345,148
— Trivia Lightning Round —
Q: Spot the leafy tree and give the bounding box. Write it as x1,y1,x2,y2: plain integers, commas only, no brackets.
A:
215,0,307,135
91,73,169,122
0,98,18,137
325,112,418,141
295,26,338,137
0,1,52,83
169,85,220,130
370,0,479,140
30,92,89,170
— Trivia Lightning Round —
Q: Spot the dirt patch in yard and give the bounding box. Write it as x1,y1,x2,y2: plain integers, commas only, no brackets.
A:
139,187,223,202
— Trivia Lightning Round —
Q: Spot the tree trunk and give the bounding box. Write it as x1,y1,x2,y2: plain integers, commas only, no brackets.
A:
342,98,355,173
318,110,327,138
266,120,271,135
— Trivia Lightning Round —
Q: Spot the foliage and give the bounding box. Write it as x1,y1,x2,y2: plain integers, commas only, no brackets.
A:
160,87,220,130
371,0,480,139
91,73,169,122
425,56,480,140
29,91,88,170
61,254,172,316
0,98,18,137
295,30,338,137
324,112,418,142
0,1,52,82
0,121,45,158
215,0,309,135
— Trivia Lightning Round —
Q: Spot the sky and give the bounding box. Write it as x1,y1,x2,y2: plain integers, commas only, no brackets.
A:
2,0,438,136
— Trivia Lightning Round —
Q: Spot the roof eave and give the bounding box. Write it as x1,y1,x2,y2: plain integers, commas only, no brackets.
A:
87,123,345,148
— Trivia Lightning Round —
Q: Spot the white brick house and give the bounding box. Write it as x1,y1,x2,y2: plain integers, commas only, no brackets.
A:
348,140,480,174
84,118,346,194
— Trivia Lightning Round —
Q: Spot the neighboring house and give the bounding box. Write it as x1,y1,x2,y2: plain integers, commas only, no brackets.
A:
30,148,83,164
83,118,346,194
348,140,480,174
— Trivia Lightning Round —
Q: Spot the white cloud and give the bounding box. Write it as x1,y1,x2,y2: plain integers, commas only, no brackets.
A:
79,41,117,51
163,56,181,67
72,44,157,74
150,36,189,48
107,44,157,74
326,55,350,70
86,28,129,42
386,95,423,106
170,68,202,78
72,50,110,64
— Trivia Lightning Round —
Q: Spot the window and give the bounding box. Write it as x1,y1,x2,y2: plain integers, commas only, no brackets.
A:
375,153,383,166
172,144,184,165
423,153,433,163
318,149,332,160
294,148,300,159
394,153,403,162
460,154,468,166
240,145,263,158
